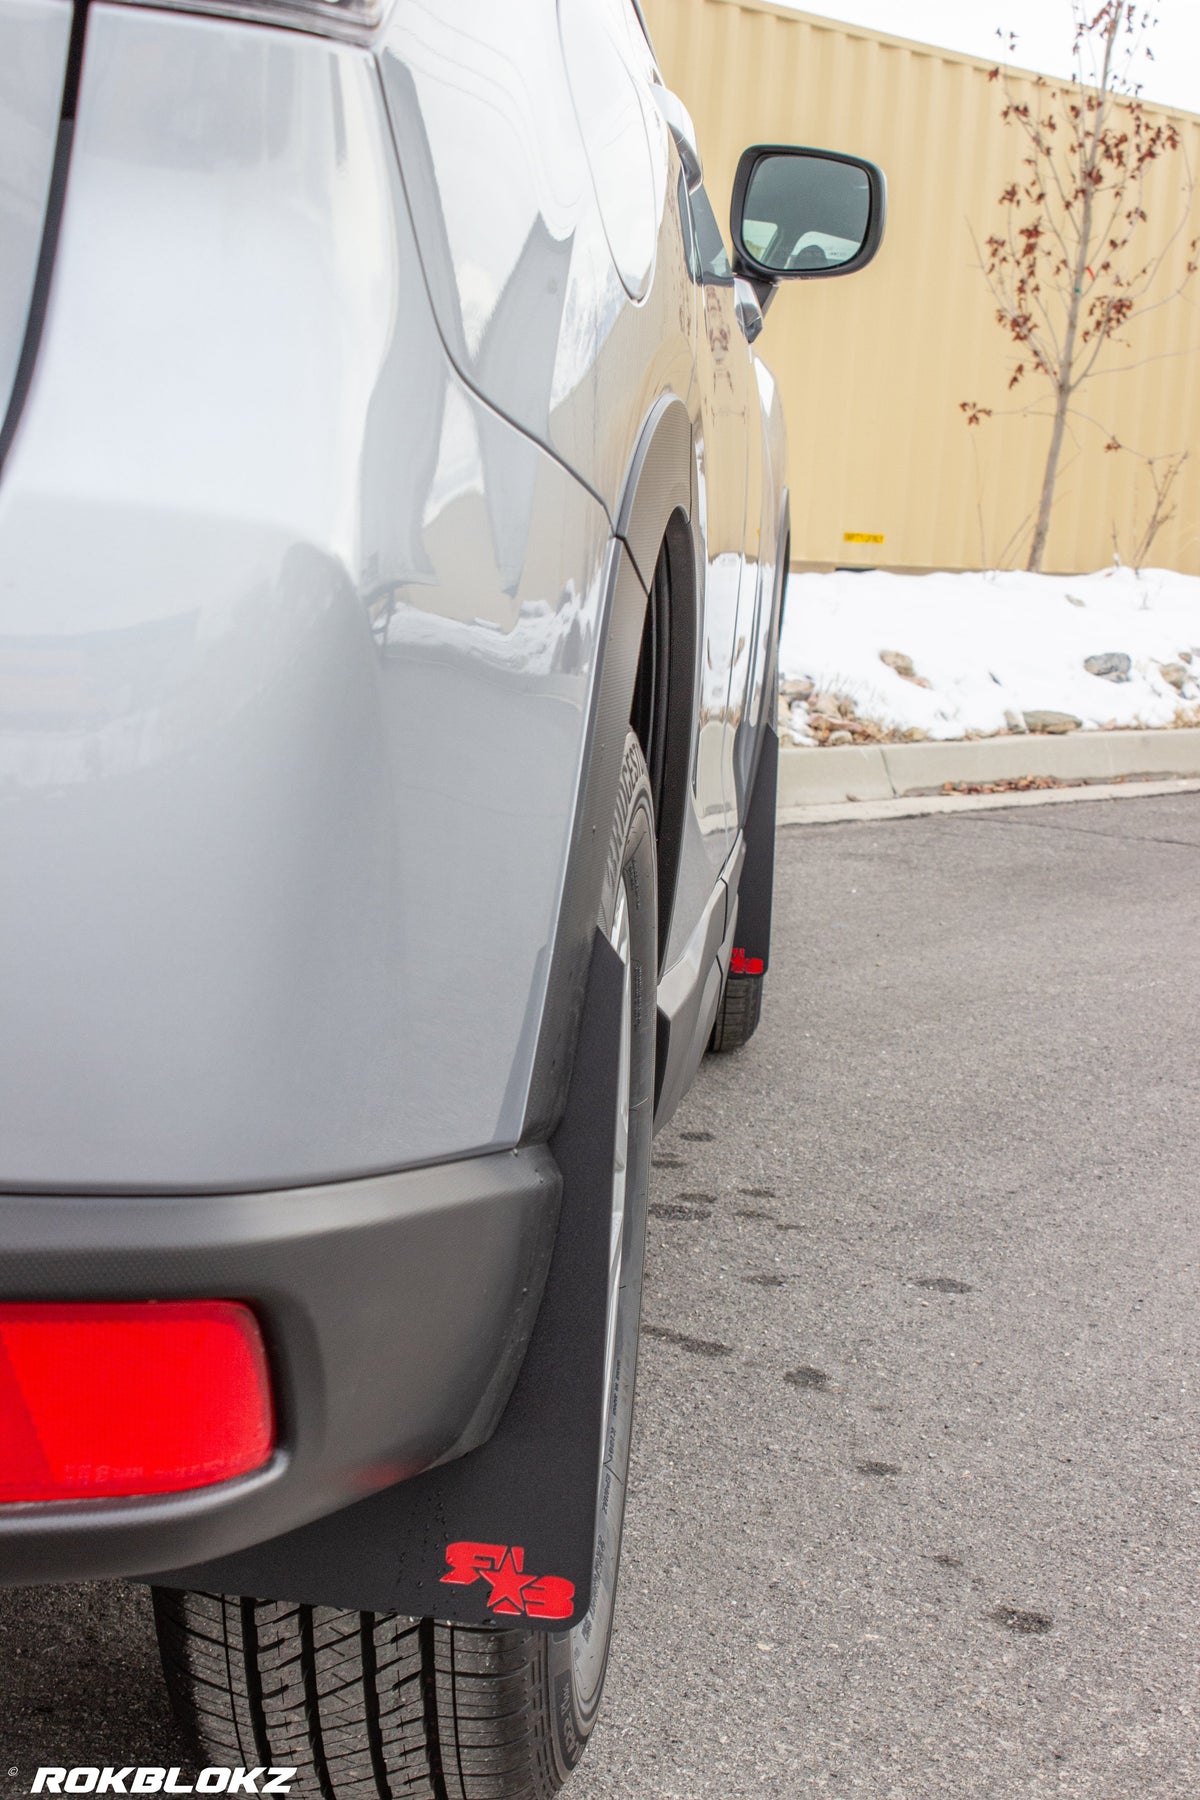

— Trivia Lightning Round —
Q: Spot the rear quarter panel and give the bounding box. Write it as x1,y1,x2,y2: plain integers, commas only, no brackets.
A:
377,0,698,524
0,8,615,1188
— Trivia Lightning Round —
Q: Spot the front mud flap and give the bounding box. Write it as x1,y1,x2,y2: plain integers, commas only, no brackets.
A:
154,929,624,1631
734,722,778,976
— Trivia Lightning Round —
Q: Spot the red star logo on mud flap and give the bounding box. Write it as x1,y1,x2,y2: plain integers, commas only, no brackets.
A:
440,1541,575,1620
481,1545,534,1614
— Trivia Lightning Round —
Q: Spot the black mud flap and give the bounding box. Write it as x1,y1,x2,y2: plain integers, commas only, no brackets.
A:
153,930,623,1631
732,723,778,975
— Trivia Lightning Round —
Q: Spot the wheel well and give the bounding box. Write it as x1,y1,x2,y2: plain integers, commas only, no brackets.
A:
629,507,695,971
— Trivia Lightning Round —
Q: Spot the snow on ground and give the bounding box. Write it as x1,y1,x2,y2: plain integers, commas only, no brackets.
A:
779,566,1200,742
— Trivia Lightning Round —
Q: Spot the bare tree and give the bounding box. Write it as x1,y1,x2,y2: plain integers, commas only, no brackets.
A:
1129,446,1189,566
961,3,1197,571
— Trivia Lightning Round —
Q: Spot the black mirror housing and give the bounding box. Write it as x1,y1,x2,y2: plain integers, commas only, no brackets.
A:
730,144,887,294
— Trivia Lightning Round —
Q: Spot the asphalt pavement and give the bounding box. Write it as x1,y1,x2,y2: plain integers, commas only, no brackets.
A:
3,792,1199,1799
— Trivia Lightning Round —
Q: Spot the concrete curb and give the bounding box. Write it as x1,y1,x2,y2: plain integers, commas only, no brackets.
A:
779,776,1200,827
779,726,1200,808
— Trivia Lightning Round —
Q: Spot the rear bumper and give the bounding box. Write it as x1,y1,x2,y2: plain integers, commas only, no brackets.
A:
0,1148,560,1586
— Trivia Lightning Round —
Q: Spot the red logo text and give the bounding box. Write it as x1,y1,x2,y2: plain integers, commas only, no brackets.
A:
731,947,764,975
440,1541,575,1620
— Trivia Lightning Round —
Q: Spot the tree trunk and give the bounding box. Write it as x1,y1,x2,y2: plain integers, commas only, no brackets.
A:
1026,187,1094,571
1027,386,1072,572
1025,182,1096,571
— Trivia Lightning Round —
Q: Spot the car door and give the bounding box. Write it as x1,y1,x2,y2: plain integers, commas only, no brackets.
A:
684,176,755,861
728,355,770,824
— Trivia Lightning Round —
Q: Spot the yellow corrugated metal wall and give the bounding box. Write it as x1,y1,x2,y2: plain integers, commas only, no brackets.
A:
642,0,1200,574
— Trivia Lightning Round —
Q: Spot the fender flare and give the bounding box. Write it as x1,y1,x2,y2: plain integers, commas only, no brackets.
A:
614,392,693,594
521,393,696,1140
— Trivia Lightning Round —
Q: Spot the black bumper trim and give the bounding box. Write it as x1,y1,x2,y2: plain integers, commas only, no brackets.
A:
0,1146,560,1586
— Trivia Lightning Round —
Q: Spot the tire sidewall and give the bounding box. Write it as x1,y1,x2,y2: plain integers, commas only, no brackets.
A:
545,732,656,1772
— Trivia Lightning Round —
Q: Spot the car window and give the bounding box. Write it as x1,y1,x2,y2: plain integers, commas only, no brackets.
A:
687,182,734,286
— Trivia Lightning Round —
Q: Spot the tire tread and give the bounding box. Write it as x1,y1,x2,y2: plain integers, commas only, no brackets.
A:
154,1593,571,1800
709,970,763,1052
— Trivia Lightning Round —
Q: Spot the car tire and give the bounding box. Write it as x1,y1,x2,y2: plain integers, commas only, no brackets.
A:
708,968,763,1053
152,729,657,1800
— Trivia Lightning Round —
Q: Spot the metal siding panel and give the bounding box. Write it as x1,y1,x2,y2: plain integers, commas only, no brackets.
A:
645,0,1200,573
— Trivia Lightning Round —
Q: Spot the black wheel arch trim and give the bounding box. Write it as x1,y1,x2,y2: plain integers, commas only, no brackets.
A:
613,393,692,595
521,393,696,1143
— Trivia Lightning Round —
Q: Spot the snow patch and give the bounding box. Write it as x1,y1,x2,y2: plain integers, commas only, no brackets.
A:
779,566,1200,741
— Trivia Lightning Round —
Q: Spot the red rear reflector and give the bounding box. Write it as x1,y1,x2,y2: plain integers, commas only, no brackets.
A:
0,1301,274,1502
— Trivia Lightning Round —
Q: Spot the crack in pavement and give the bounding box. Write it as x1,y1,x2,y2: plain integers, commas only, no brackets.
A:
966,809,1200,852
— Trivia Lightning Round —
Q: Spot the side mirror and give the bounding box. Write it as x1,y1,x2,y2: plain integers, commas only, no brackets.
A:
731,145,886,301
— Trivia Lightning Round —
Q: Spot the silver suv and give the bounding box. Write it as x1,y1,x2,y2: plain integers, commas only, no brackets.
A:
0,0,884,1790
